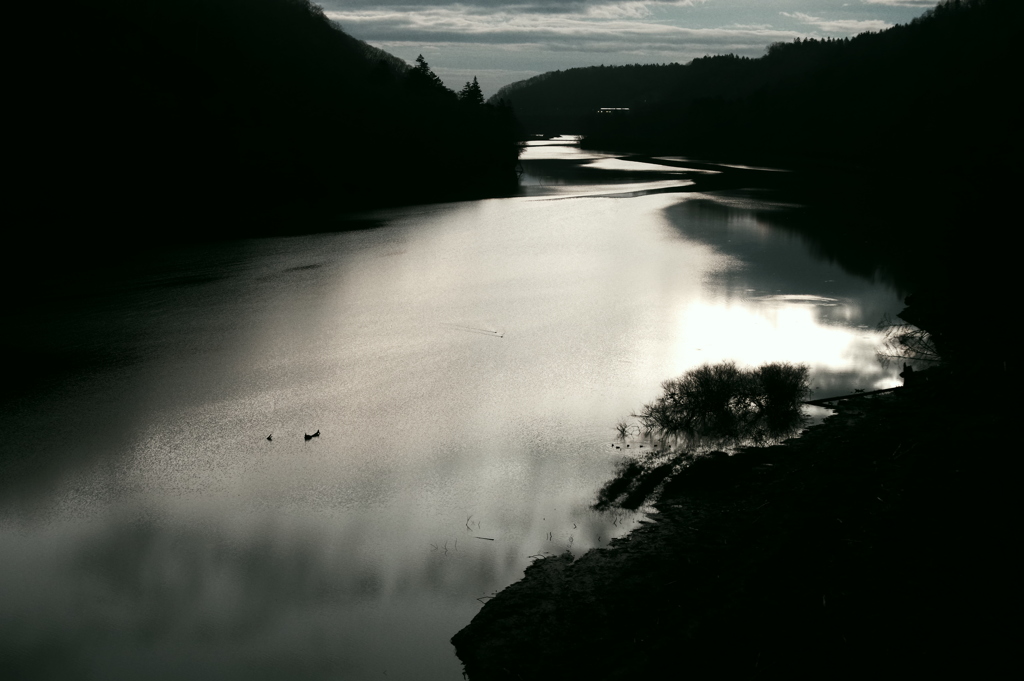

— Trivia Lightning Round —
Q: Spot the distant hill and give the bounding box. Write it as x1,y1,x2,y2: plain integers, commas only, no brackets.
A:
490,63,691,136
12,0,521,244
579,0,1021,162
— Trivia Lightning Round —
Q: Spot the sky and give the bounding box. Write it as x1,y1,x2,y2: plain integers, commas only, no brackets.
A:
320,0,939,98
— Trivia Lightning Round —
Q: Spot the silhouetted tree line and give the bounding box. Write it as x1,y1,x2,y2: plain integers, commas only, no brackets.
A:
590,0,1019,161
493,0,1019,164
12,0,521,247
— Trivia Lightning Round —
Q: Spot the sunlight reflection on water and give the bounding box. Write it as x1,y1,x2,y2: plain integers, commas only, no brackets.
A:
0,137,904,679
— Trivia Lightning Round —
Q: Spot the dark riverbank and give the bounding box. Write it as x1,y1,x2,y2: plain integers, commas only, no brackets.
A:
452,142,1018,677
452,336,1016,677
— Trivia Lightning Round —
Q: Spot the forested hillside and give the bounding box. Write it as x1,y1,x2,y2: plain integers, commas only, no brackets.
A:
490,63,691,136
579,0,1020,164
497,0,1019,164
13,0,521,244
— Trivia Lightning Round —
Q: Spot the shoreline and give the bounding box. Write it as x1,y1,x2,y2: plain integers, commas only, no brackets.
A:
451,366,1015,678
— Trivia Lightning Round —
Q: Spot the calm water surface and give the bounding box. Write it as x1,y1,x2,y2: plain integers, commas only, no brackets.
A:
1,139,904,679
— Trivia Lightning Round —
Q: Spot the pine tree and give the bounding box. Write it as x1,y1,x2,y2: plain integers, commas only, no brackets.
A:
458,76,484,105
412,54,446,90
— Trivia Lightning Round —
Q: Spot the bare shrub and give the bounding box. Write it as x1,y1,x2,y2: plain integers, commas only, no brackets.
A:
599,361,810,509
634,361,809,448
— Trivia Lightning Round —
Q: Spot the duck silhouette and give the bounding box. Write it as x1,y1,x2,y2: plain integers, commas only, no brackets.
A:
304,430,320,441
267,434,273,441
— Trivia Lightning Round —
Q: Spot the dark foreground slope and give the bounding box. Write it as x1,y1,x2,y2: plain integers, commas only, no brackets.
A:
12,0,520,239
452,348,1016,678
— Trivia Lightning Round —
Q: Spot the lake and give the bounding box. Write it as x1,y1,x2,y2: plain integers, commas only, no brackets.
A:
0,138,905,680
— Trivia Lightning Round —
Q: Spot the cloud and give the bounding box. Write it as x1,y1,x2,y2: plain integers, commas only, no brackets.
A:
583,2,656,20
859,0,934,6
320,0,706,9
327,8,797,52
780,11,892,34
317,0,924,95
323,2,907,59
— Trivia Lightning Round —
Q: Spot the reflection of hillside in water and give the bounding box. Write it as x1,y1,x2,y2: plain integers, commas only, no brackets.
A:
664,198,903,326
654,196,905,400
687,190,922,294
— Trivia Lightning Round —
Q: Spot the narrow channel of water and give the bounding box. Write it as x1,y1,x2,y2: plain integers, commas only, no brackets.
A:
0,138,904,679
